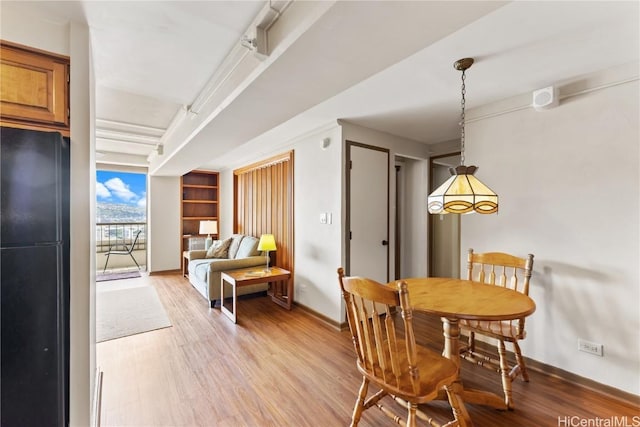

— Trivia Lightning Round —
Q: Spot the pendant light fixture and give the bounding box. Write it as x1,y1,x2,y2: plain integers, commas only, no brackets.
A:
427,58,498,215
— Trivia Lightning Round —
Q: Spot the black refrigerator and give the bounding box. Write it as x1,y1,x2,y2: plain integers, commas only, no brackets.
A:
0,127,70,426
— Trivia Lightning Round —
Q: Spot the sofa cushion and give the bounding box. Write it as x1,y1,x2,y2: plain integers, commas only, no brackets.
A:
227,234,245,259
206,237,232,259
235,235,260,258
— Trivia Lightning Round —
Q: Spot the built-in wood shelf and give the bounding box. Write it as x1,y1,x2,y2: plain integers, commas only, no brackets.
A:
180,170,219,258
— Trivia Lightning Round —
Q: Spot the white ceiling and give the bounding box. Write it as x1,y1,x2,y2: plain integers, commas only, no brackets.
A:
5,1,639,173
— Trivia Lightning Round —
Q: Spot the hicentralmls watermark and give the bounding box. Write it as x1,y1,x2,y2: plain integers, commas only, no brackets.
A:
558,416,640,427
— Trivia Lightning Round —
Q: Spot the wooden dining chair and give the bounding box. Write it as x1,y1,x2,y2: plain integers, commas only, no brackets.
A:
459,249,534,410
337,268,469,427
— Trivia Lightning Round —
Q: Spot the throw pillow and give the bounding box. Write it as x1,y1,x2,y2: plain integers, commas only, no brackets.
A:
234,235,260,258
226,234,245,259
205,237,232,259
204,239,220,258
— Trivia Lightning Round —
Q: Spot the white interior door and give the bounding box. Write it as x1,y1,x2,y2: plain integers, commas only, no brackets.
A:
348,143,389,283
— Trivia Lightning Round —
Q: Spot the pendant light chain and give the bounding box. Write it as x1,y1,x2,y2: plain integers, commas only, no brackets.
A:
460,68,467,166
427,57,498,215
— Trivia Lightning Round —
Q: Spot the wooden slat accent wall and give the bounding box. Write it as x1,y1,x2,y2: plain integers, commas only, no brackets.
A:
233,151,294,298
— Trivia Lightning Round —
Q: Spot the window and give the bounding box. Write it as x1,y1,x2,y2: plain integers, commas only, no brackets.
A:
96,170,147,255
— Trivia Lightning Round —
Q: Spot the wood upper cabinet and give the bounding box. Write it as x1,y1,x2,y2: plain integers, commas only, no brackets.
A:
1,40,70,136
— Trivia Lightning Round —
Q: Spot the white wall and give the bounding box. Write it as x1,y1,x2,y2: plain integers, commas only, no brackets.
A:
219,124,345,321
461,64,639,394
1,5,95,425
69,22,94,427
148,176,181,272
341,121,430,282
0,3,70,54
218,121,430,324
400,157,430,278
219,168,234,237
292,126,344,321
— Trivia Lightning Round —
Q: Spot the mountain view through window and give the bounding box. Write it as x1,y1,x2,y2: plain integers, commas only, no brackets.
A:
96,171,146,223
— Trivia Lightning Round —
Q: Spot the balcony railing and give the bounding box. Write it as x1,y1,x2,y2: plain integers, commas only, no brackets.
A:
96,223,147,273
96,222,146,253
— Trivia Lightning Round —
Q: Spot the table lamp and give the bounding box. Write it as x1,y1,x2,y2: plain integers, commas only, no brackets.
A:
199,220,218,250
257,234,276,271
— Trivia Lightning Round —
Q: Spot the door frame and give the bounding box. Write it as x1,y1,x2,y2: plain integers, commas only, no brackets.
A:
394,164,402,280
345,140,390,279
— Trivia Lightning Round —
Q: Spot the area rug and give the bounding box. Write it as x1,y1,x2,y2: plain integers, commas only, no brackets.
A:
96,271,142,282
97,285,172,342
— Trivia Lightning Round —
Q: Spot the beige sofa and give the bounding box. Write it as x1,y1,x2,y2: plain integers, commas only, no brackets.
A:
187,234,268,307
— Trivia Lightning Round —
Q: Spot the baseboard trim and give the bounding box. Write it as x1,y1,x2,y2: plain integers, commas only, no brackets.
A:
294,302,348,331
525,357,640,406
469,338,640,406
148,269,181,276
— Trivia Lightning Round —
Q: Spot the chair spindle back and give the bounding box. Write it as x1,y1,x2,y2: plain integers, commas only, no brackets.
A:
337,268,420,393
467,250,534,296
466,249,534,337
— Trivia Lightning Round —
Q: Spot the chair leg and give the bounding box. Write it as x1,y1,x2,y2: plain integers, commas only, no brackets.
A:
512,340,529,382
497,340,514,410
351,377,369,427
103,253,110,273
443,383,471,427
129,253,141,270
406,401,418,427
468,331,476,353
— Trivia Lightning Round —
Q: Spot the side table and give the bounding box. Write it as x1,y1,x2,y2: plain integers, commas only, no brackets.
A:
182,251,189,278
220,267,291,323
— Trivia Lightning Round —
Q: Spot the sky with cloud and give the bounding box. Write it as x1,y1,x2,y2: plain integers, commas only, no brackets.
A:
96,171,146,207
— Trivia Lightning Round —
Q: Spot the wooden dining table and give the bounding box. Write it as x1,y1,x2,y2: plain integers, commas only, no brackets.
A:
385,277,536,424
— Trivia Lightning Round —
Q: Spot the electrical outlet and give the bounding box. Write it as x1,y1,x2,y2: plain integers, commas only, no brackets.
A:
578,339,603,356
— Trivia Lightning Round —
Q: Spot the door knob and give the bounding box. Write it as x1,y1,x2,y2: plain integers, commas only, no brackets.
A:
381,240,389,246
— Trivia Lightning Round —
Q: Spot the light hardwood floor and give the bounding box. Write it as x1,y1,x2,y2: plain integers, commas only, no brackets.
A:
97,274,639,426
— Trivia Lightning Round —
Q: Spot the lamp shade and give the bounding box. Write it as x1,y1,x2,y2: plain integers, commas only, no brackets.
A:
427,166,498,214
257,234,277,252
199,220,218,235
